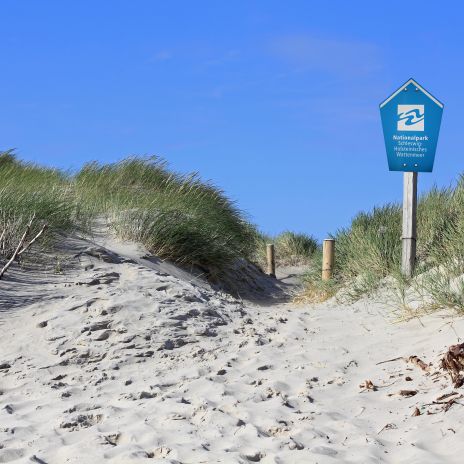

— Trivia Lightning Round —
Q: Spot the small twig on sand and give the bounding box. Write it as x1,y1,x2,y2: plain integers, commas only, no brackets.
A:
422,398,463,412
376,355,430,374
436,391,460,402
377,423,397,434
377,379,400,389
376,356,404,365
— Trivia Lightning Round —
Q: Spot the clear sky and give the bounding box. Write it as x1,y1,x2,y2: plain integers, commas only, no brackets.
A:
0,1,461,239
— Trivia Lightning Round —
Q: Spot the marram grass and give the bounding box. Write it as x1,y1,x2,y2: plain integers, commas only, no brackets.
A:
0,152,80,259
0,153,257,274
301,177,464,311
74,157,258,272
254,230,318,268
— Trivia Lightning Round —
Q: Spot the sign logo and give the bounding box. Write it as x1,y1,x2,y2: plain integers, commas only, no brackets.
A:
380,78,443,172
397,104,424,131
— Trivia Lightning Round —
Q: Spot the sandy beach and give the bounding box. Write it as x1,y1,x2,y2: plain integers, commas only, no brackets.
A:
1,2,461,462
1,232,463,464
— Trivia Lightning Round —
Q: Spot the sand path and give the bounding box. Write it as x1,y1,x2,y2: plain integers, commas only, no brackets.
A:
1,236,464,463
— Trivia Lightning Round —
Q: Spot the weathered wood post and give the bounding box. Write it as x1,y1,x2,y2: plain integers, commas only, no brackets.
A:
322,238,335,280
402,171,418,277
266,243,276,278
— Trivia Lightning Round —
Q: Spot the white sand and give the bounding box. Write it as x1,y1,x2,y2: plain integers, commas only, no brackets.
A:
1,234,464,463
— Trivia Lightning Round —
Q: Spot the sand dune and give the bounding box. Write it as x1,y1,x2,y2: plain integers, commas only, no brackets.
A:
1,234,464,463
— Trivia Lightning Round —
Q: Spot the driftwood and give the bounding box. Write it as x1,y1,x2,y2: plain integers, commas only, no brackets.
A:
0,215,48,280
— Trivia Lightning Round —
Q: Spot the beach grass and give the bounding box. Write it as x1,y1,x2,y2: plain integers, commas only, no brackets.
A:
274,231,318,266
301,178,464,310
0,153,258,275
0,152,80,260
254,230,318,268
74,157,257,273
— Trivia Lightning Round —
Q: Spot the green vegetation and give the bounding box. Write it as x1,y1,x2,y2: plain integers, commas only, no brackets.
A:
255,230,318,267
0,153,257,275
301,178,464,311
13,146,463,314
0,151,80,261
274,231,318,266
75,157,257,272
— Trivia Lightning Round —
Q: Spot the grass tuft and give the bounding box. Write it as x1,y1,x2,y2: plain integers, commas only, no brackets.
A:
274,231,318,266
254,230,318,269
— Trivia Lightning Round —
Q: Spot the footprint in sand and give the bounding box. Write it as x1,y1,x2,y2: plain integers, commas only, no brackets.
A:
311,446,338,457
147,446,172,458
288,438,304,450
94,330,111,341
242,451,266,462
60,413,103,431
0,448,25,462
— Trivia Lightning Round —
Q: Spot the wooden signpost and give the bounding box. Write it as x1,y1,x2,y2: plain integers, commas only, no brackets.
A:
402,172,417,277
380,79,444,277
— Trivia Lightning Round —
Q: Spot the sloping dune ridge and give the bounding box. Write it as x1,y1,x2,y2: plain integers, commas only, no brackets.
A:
1,232,464,463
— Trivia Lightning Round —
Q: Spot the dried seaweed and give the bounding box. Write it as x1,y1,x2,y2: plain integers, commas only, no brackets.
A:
441,343,464,387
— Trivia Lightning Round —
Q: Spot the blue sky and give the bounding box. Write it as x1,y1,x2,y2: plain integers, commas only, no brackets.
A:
0,1,461,239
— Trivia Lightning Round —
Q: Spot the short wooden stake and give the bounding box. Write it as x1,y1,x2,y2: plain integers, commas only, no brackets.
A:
402,171,418,277
322,238,335,280
266,243,276,278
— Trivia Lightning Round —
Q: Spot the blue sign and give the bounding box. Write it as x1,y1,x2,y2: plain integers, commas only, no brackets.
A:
380,78,444,172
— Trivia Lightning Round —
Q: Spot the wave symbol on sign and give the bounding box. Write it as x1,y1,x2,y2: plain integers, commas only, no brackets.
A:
398,108,424,127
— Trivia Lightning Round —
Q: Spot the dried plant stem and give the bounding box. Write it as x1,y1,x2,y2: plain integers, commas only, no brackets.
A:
0,214,47,280
17,223,47,257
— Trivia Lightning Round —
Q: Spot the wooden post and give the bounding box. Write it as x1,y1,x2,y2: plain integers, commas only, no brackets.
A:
322,239,335,280
402,172,418,277
266,243,276,278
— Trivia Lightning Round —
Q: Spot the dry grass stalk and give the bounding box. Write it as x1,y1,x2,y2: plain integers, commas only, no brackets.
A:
0,214,48,279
